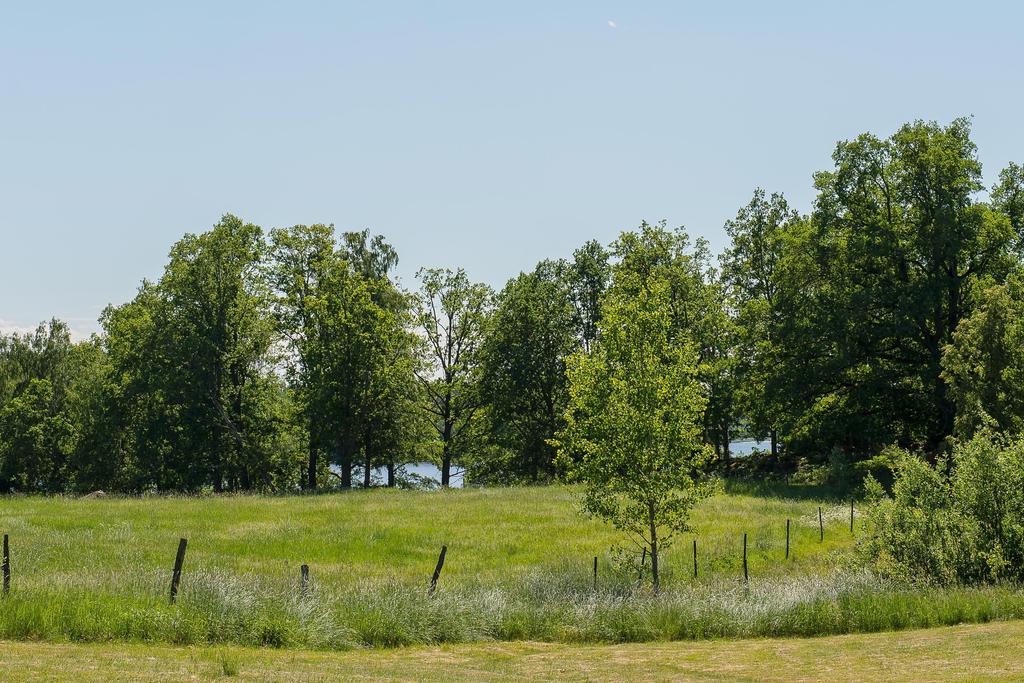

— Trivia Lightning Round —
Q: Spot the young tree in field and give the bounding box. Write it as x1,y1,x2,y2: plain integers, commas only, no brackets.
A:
611,222,737,459
414,267,492,487
555,275,713,594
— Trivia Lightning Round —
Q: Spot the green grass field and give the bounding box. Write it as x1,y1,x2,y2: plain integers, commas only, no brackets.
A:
0,483,853,585
2,620,1022,681
1,484,1023,649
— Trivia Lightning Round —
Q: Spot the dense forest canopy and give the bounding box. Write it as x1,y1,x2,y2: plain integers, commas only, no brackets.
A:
3,117,1023,493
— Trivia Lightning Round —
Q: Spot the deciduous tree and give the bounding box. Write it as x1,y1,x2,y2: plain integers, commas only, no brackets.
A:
414,268,492,486
555,273,713,593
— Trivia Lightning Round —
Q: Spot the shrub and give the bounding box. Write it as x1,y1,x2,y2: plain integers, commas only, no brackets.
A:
860,431,1024,585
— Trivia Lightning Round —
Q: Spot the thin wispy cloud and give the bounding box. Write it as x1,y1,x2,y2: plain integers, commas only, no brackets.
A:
607,20,617,29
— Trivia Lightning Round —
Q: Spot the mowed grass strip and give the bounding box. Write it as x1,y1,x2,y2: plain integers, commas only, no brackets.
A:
1,619,1021,682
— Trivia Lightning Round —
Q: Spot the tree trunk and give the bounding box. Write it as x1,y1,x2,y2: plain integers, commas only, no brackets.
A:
212,420,224,493
306,443,318,491
387,462,395,488
770,429,778,459
648,501,660,595
339,436,353,489
933,368,955,455
441,407,453,488
363,453,372,488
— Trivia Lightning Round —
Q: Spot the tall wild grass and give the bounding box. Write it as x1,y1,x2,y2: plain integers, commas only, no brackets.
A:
1,564,1022,648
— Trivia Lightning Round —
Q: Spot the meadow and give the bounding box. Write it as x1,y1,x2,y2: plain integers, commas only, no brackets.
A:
0,483,1022,649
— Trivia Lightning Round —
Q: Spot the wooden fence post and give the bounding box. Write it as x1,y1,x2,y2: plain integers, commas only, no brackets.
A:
593,556,598,590
819,506,824,543
301,564,310,596
785,519,790,560
169,538,187,604
743,533,748,583
850,499,855,533
2,534,8,596
692,538,698,579
429,545,447,595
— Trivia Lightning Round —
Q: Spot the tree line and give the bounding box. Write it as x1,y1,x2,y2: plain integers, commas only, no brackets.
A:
2,117,1023,494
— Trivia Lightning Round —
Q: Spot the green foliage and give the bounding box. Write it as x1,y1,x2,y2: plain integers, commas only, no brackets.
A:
610,221,737,459
414,267,493,486
737,118,1018,465
0,320,115,493
3,117,1023,495
942,274,1024,437
268,223,423,490
0,379,74,490
98,215,297,492
720,189,799,457
860,431,1024,585
565,239,611,352
992,161,1024,241
556,256,714,592
477,260,577,482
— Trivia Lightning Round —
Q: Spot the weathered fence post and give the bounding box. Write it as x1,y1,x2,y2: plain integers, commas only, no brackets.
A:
593,556,598,590
429,545,447,595
743,533,748,583
850,499,855,533
301,564,310,596
692,538,698,579
786,519,790,560
818,506,824,543
2,534,9,596
169,538,187,604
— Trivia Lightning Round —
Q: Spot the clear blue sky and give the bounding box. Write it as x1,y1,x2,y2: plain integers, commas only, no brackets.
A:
2,1,1022,337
